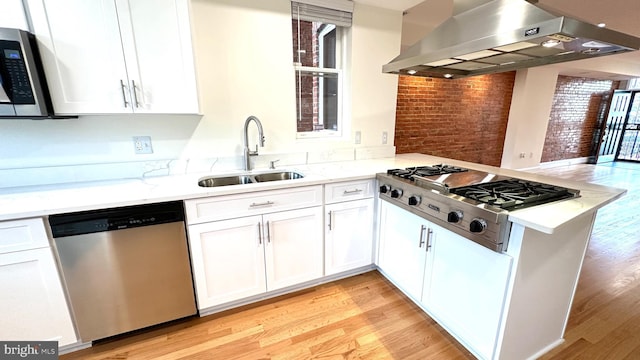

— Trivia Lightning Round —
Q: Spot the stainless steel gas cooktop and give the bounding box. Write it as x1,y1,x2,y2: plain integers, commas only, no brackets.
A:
377,164,580,252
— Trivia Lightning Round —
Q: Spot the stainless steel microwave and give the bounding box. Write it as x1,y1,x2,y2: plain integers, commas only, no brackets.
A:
0,27,53,118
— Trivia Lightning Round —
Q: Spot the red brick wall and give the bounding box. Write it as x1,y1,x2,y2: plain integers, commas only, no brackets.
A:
542,76,619,163
293,20,318,132
394,73,516,167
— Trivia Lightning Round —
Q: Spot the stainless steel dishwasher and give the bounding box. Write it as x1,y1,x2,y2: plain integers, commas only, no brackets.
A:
49,201,197,342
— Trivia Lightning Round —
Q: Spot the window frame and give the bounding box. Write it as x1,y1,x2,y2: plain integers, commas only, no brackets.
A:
293,15,349,140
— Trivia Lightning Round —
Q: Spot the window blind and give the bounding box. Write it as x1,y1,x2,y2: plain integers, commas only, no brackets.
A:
291,0,353,27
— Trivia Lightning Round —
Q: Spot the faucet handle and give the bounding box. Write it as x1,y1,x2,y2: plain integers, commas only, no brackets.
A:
269,159,280,169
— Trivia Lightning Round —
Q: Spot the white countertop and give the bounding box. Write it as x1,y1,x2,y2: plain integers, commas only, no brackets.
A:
0,154,626,234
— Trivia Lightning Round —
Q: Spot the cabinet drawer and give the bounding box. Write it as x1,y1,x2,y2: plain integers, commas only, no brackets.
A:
324,179,375,204
0,218,49,254
185,185,323,224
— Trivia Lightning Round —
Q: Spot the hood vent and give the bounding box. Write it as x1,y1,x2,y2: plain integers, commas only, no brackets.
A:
383,0,640,79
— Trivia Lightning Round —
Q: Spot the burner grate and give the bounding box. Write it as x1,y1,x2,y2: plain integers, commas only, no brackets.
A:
387,164,468,180
450,179,578,210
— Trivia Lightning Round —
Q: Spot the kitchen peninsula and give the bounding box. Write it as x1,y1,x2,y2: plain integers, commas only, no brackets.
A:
0,154,626,360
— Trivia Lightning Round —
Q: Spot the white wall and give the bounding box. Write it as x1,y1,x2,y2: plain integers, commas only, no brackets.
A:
500,67,559,169
0,0,401,188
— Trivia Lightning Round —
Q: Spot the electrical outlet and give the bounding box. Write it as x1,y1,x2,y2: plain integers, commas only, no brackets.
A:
133,136,153,154
355,131,361,144
382,131,388,145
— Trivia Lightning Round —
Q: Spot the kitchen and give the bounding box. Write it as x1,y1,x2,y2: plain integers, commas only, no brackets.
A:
1,0,639,359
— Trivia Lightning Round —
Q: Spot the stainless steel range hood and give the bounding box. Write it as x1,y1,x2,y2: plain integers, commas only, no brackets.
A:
383,0,640,79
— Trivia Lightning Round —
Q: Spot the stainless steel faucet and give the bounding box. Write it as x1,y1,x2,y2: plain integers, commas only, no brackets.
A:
243,115,265,171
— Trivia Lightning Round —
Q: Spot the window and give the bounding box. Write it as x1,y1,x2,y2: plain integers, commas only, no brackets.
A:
291,1,352,138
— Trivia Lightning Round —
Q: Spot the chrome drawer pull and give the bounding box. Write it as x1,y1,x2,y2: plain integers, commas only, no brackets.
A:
418,225,426,248
343,189,363,195
258,222,262,245
426,228,433,252
328,211,333,231
249,201,275,208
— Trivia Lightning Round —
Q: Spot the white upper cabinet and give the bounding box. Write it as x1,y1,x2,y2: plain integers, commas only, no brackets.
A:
27,0,199,115
0,0,29,30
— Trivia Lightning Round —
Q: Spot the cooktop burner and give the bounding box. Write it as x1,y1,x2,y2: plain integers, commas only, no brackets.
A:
449,179,580,211
387,164,468,180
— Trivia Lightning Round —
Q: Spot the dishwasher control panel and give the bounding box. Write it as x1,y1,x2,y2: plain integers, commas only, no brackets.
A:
49,201,185,237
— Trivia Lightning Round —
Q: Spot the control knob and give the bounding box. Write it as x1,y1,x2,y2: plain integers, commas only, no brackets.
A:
447,210,463,224
390,189,403,199
470,218,488,233
408,195,421,206
379,185,391,194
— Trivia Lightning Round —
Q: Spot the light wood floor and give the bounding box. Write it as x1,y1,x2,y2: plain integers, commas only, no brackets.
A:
61,161,640,360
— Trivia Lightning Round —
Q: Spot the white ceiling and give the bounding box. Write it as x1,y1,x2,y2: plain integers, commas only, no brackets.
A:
356,0,640,80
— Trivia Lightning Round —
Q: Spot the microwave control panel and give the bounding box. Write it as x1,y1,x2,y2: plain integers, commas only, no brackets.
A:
0,40,35,105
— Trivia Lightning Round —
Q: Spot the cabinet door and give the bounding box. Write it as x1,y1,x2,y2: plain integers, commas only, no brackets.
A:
264,207,323,291
187,215,266,309
0,248,77,346
422,228,512,360
0,0,29,30
117,0,199,113
325,198,374,275
28,0,131,114
377,200,429,301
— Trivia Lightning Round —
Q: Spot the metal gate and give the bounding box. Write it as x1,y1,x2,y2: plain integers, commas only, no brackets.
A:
617,92,640,161
592,90,632,163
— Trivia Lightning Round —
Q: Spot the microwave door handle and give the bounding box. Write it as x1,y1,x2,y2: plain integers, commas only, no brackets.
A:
0,85,9,103
0,74,10,102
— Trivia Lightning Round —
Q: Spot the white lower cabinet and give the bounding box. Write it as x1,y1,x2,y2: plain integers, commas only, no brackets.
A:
378,200,429,301
325,199,374,275
185,186,324,311
378,201,513,360
263,207,324,291
422,228,512,359
0,218,77,347
324,180,375,276
188,215,267,308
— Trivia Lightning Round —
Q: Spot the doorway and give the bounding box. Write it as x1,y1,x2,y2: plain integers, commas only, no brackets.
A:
591,90,640,163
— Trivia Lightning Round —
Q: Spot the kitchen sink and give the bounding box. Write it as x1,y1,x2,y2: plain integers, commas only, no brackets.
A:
197,171,304,187
198,175,254,187
253,171,304,182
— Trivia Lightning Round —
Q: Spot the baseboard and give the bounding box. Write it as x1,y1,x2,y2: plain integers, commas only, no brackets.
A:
198,265,376,317
518,157,590,171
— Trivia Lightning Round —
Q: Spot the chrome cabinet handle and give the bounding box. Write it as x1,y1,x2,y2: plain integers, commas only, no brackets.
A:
418,225,426,248
266,221,271,243
258,222,262,245
328,211,332,231
131,80,141,108
249,201,275,208
120,79,129,107
426,228,433,252
343,189,363,195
